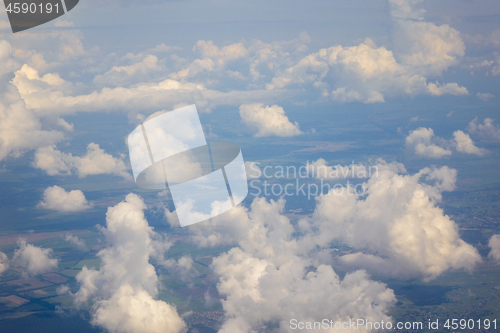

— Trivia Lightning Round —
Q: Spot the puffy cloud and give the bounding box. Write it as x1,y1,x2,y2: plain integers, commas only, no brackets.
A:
64,234,88,251
14,67,287,116
74,194,186,333
488,235,500,261
0,252,8,275
389,0,465,75
0,42,65,162
405,128,452,158
468,117,500,142
168,40,248,80
477,93,495,102
93,55,163,87
12,239,58,276
267,38,467,103
239,103,302,137
213,248,395,333
265,0,468,103
159,256,196,282
453,130,488,156
300,162,481,281
187,198,396,333
92,285,185,333
405,128,488,158
38,186,92,213
33,143,131,179
177,160,480,330
194,40,248,64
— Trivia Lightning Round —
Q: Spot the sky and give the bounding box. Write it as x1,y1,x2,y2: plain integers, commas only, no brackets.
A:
1,0,500,332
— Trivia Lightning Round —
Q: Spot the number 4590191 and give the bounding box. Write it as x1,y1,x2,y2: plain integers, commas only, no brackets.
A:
444,319,497,330
5,2,59,14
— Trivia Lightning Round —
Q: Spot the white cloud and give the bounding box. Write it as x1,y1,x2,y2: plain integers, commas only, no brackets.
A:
171,160,480,329
477,92,495,102
213,248,395,333
14,66,288,116
453,130,488,156
74,194,186,333
0,41,65,162
405,128,452,158
13,239,59,276
300,162,481,281
64,234,88,251
488,235,500,261
0,252,8,275
37,186,92,213
468,117,500,142
187,197,396,333
264,0,468,103
405,127,488,158
93,55,163,87
239,103,302,137
33,143,131,179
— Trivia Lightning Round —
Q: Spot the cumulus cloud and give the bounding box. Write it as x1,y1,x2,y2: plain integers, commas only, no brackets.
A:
93,55,163,87
264,0,468,103
468,117,500,142
0,41,65,162
184,197,396,333
453,130,488,156
239,103,302,137
74,194,186,333
390,0,465,75
166,158,479,328
34,143,131,179
37,186,92,213
405,128,452,158
6,4,470,122
488,235,500,261
0,252,9,275
213,248,395,333
405,127,488,157
64,234,88,251
299,162,481,281
13,239,58,276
